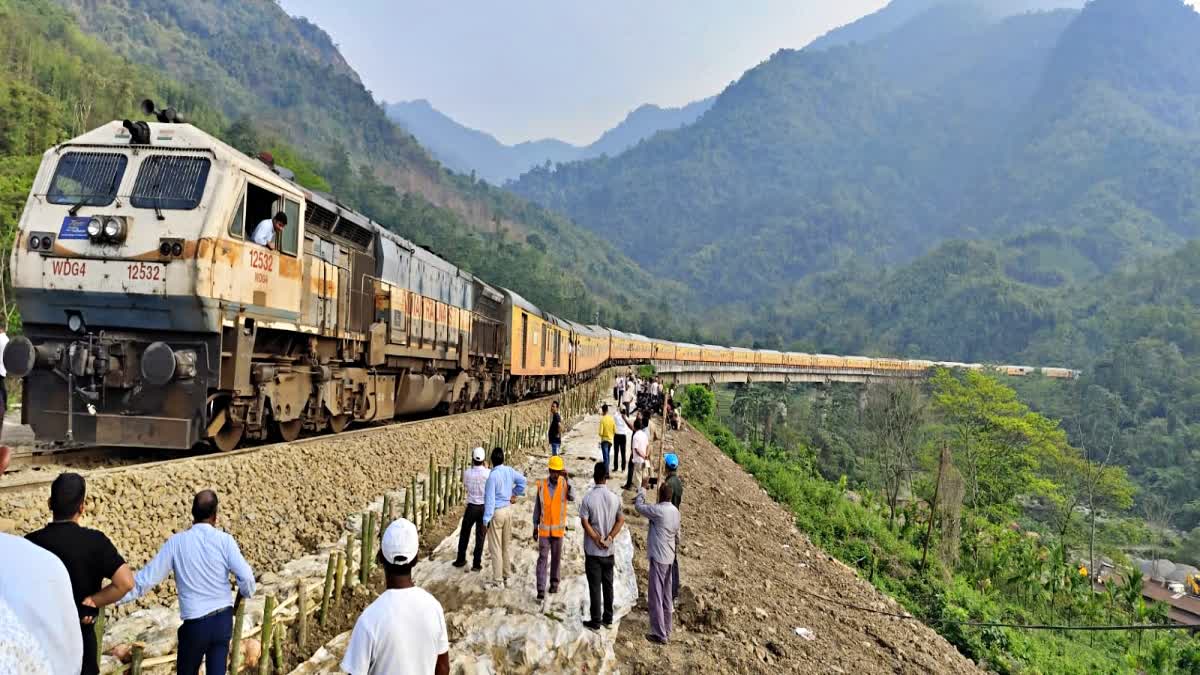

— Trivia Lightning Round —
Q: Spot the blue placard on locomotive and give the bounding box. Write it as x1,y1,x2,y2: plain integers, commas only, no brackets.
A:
59,216,91,240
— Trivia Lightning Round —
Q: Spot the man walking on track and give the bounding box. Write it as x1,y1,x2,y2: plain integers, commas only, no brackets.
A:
548,401,562,456
26,473,134,675
635,478,681,645
532,455,574,601
453,447,490,570
663,453,684,601
598,403,616,472
120,490,256,675
483,447,527,588
580,461,624,630
341,519,450,675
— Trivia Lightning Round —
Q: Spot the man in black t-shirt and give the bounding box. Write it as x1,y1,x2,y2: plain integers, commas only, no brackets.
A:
26,473,133,675
548,400,562,456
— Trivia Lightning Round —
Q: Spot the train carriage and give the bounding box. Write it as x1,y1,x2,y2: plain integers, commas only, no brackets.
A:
757,349,785,366
675,343,702,362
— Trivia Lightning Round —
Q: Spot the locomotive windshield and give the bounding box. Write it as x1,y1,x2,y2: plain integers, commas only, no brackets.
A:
130,155,211,210
47,151,127,206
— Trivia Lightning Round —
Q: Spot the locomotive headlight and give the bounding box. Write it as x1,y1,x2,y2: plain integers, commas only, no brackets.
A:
86,217,103,237
67,313,84,333
103,218,124,241
29,237,40,250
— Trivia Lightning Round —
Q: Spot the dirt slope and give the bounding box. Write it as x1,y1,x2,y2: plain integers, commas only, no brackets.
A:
614,423,981,674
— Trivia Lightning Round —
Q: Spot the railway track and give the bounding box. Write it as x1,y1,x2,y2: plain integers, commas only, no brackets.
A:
0,393,560,496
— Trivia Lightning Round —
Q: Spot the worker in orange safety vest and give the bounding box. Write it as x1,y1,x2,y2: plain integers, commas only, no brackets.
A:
532,455,574,601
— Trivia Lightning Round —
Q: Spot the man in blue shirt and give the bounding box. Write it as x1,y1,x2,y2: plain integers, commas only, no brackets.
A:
121,490,256,675
482,446,527,588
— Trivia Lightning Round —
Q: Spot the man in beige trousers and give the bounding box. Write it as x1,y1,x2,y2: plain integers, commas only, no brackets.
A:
482,446,527,588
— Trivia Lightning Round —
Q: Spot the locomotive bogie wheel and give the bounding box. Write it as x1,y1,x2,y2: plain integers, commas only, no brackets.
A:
329,414,352,434
274,419,303,443
211,422,245,452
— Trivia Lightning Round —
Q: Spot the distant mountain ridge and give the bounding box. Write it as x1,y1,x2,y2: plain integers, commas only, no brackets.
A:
384,97,716,184
807,0,1084,50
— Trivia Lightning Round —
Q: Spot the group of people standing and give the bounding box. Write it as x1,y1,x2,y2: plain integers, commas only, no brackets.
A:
0,376,685,675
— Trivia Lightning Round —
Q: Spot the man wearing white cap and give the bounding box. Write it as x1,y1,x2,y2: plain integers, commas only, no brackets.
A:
453,447,491,571
341,519,449,675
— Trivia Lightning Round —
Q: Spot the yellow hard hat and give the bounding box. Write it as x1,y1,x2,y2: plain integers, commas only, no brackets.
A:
548,456,564,471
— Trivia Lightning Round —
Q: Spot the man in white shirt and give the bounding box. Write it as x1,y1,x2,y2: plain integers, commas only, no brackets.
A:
453,447,490,570
622,379,636,415
0,319,9,431
612,406,632,475
341,519,450,675
0,447,82,675
624,417,650,490
250,211,287,249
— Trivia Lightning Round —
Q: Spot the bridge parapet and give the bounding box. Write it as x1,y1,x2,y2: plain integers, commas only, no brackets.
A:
649,361,924,386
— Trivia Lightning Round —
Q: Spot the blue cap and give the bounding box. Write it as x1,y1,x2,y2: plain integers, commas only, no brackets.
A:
664,453,679,469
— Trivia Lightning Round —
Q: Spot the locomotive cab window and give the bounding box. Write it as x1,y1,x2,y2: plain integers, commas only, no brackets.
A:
131,155,211,210
244,181,281,235
227,193,246,238
281,198,300,256
47,152,128,206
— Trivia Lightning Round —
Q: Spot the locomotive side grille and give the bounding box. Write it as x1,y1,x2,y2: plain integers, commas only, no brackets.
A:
305,202,338,233
335,219,373,248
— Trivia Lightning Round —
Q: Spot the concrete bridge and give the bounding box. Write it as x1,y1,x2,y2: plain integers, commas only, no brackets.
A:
649,361,923,386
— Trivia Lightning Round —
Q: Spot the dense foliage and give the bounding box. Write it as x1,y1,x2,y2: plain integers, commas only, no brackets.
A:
513,0,1200,327
694,374,1200,673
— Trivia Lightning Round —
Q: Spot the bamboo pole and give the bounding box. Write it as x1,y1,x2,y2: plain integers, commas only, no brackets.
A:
318,553,336,626
229,599,246,672
94,607,106,672
359,512,371,585
296,577,309,651
333,551,346,603
272,624,285,672
422,478,430,528
409,477,418,521
440,466,448,515
256,595,276,675
130,644,144,675
344,532,356,588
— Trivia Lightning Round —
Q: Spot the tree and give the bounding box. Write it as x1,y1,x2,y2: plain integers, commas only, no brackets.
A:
861,380,927,526
680,385,715,423
931,369,1060,516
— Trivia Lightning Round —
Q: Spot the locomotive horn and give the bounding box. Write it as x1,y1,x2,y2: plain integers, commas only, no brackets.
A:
140,98,187,124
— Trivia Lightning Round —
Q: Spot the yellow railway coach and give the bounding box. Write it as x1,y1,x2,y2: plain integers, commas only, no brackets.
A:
504,289,568,383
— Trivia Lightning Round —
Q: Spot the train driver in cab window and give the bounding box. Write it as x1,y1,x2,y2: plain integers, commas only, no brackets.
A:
251,211,287,250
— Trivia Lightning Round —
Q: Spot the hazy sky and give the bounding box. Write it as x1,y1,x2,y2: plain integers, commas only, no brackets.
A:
279,1,888,145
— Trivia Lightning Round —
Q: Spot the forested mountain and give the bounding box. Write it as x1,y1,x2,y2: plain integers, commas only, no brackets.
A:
807,0,1083,50
34,0,686,336
384,97,715,184
512,0,1200,317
